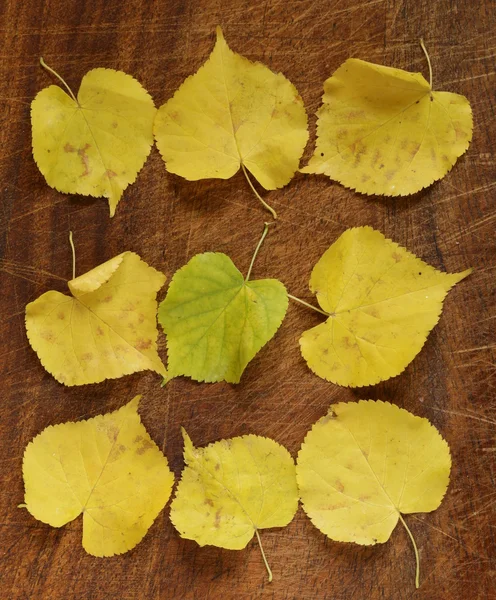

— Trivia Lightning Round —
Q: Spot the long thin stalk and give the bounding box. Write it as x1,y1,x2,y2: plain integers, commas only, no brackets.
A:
288,293,329,317
255,529,273,583
246,222,272,282
399,513,420,589
241,163,277,220
419,39,433,89
40,57,79,104
69,231,76,280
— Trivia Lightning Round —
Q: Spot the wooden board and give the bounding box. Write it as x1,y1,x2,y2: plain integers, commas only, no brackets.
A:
1,0,495,598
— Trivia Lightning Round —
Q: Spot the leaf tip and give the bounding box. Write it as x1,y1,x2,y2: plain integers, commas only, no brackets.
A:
320,406,337,425
127,395,141,413
181,428,195,460
215,25,225,41
459,267,473,280
180,426,191,445
108,198,118,218
156,361,168,379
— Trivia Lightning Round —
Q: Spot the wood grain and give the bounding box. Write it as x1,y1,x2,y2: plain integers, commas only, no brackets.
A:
0,0,495,598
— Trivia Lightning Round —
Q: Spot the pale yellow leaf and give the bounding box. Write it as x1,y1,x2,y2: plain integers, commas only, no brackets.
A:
25,252,166,385
23,396,174,557
296,400,451,586
299,226,471,387
154,27,308,191
170,429,298,581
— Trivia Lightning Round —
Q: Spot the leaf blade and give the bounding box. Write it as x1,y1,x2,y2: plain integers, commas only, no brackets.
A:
154,27,308,191
296,400,451,545
31,68,156,215
159,252,288,383
299,227,471,387
23,397,174,557
302,58,472,195
25,252,166,385
171,430,298,551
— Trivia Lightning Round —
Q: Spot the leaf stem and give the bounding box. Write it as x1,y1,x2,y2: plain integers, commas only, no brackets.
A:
69,231,76,280
246,222,273,282
419,39,433,90
398,513,420,589
40,57,79,104
288,294,329,317
241,163,277,220
255,529,273,583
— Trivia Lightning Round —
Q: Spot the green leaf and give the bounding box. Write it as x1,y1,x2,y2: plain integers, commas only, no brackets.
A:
158,251,288,384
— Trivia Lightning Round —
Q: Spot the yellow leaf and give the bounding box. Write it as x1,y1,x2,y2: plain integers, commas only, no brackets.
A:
302,53,473,195
298,226,471,387
154,27,308,217
170,429,298,581
25,252,166,385
22,396,174,557
296,400,451,587
31,62,156,216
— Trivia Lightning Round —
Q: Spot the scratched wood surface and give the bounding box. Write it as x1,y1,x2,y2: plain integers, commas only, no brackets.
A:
0,0,495,598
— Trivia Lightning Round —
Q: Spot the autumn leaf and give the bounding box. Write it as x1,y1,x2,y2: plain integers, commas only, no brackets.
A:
25,250,166,385
294,226,470,387
170,428,298,581
154,27,308,218
31,60,156,216
301,44,473,195
158,224,288,383
22,396,174,557
296,400,451,588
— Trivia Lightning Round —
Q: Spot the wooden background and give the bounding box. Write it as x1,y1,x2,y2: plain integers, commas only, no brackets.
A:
1,0,495,598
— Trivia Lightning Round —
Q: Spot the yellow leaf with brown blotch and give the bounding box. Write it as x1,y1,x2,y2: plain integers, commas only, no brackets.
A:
31,63,156,216
25,252,166,386
170,429,298,582
22,396,174,557
302,56,472,195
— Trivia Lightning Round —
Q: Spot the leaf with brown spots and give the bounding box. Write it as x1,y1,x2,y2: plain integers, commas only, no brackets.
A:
25,251,166,386
302,46,473,195
297,400,452,588
294,226,471,387
170,429,298,582
22,396,174,556
31,60,156,216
